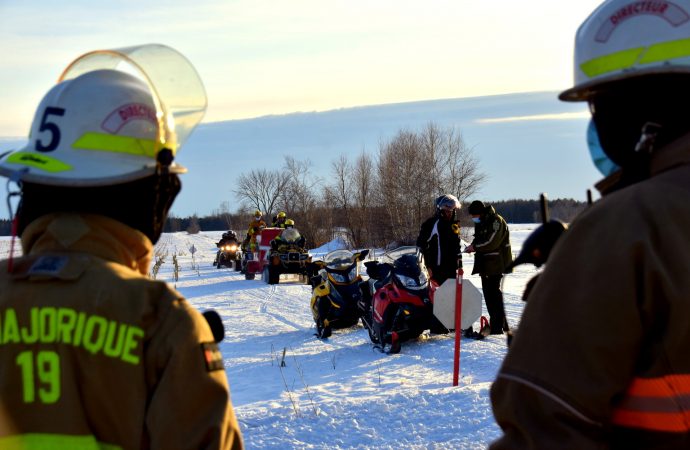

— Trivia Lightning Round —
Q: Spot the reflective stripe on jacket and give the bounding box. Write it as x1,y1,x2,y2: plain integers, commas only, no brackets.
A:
611,375,690,432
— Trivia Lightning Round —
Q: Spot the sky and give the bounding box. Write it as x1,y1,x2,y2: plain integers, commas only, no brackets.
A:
0,0,604,136
0,0,606,219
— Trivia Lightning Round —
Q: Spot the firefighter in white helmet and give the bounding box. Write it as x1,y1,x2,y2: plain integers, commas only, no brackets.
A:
0,46,243,449
490,1,690,448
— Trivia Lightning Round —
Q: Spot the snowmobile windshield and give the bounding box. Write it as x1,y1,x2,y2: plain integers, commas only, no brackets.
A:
281,228,301,244
387,246,429,291
382,246,424,266
324,250,356,270
328,265,358,284
324,250,358,284
395,271,429,291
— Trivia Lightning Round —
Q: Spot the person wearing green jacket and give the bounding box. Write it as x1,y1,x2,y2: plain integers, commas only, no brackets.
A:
464,200,513,335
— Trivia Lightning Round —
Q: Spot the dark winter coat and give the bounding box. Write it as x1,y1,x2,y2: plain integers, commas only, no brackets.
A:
416,214,461,282
490,135,690,449
470,206,512,276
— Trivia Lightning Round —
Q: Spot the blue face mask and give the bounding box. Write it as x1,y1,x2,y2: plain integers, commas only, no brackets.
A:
471,217,481,224
587,120,620,177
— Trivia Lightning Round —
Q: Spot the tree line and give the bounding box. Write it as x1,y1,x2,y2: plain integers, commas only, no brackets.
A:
0,122,588,242
229,122,485,248
159,197,586,244
170,122,587,249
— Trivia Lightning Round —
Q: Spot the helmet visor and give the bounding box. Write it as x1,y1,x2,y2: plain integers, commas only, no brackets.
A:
59,44,207,152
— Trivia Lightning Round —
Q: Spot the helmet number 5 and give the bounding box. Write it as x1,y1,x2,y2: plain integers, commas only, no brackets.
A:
35,107,65,152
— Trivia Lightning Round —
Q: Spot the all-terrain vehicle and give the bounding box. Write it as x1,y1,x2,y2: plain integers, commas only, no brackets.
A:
242,227,282,280
265,227,312,284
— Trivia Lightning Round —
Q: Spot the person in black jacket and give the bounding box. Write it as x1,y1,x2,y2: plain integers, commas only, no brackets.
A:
416,194,462,284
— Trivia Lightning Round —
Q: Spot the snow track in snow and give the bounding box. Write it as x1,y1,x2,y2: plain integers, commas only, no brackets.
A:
1,224,533,450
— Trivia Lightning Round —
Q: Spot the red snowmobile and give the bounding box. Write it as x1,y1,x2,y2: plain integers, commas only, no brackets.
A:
358,246,449,353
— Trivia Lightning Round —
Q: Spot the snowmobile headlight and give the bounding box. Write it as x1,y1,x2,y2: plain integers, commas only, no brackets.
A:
419,270,428,285
395,273,428,290
228,244,237,251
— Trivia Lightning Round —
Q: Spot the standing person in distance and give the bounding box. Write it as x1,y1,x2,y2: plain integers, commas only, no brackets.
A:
0,48,243,449
246,210,266,251
464,200,512,335
491,1,690,448
416,194,462,285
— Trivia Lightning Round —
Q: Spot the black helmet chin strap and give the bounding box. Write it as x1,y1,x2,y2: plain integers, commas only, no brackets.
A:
151,148,180,243
5,175,23,273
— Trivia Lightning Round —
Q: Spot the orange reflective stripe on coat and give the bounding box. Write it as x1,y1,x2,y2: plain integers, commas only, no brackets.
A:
612,374,690,432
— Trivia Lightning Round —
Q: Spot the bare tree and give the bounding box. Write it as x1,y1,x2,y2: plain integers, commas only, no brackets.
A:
234,169,290,217
326,154,352,242
374,123,486,246
351,151,375,247
437,125,486,202
376,130,434,244
233,122,484,250
322,150,377,248
186,215,201,234
210,201,235,229
277,156,325,247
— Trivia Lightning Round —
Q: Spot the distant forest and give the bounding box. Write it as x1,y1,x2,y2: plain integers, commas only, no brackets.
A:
0,197,587,238
491,198,587,224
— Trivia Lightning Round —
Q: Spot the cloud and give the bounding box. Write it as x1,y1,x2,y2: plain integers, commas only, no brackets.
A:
475,111,589,124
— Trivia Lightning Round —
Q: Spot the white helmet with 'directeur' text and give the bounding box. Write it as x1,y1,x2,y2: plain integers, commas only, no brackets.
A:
560,0,690,102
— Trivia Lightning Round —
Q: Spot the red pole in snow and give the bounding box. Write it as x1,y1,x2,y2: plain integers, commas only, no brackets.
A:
453,268,464,386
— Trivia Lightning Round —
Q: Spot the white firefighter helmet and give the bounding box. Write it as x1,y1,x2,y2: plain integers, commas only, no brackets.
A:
560,0,690,101
0,44,206,186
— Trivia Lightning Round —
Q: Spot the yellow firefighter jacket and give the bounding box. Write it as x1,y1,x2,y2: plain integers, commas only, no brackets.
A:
246,219,266,239
0,213,243,450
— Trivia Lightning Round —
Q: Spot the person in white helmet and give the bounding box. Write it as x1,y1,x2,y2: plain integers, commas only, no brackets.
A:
490,1,690,448
0,46,243,449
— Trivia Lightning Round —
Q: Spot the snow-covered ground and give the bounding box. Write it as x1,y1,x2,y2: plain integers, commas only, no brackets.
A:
2,224,540,449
